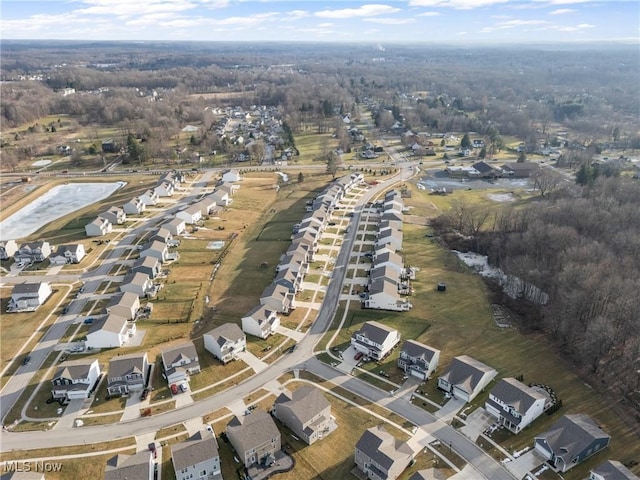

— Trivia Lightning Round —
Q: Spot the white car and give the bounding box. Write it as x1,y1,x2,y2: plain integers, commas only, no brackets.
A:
180,382,189,392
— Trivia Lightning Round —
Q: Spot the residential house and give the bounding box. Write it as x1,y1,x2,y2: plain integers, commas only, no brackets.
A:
260,283,295,314
151,226,173,245
351,321,401,361
106,352,149,396
375,228,403,252
355,425,416,480
242,305,281,339
221,169,242,183
501,162,540,178
276,251,308,276
364,278,411,312
101,206,126,225
291,231,319,256
123,197,146,215
437,355,497,403
397,340,440,381
534,414,611,472
176,205,202,225
286,242,312,264
85,314,135,349
8,282,52,312
49,244,86,265
217,182,239,196
140,240,169,263
369,265,400,285
14,241,52,263
193,197,219,217
106,291,140,321
85,216,113,237
381,210,404,223
154,181,174,197
209,190,231,207
133,255,162,279
161,342,200,385
51,358,100,401
120,271,155,298
378,219,402,232
485,378,549,433
472,161,502,179
104,451,153,480
226,410,282,468
171,431,222,480
274,267,302,294
0,240,18,260
204,323,246,364
139,189,159,206
274,385,335,445
589,460,640,480
164,217,186,236
372,251,404,275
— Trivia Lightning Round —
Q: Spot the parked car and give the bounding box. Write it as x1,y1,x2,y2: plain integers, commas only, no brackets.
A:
170,384,178,395
22,356,31,366
180,382,189,392
354,352,364,361
141,388,150,400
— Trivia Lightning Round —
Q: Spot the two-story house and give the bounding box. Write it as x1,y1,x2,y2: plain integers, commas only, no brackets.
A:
485,378,549,433
51,358,101,401
139,240,169,264
123,196,146,215
132,255,162,280
437,355,497,403
49,244,86,265
273,385,336,445
14,241,52,263
85,314,136,349
164,217,186,236
8,282,52,312
101,206,126,225
106,291,140,320
355,425,416,480
0,240,18,260
204,323,246,364
534,414,611,473
242,305,281,339
119,271,155,298
161,342,200,385
107,352,149,396
139,189,159,206
104,451,153,480
260,283,295,314
351,321,401,361
397,340,440,381
176,205,203,225
226,410,281,468
85,216,113,237
171,430,222,480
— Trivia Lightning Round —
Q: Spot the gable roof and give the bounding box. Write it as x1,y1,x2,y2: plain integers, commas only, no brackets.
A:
53,358,97,381
11,282,48,295
108,352,147,379
275,385,329,425
226,410,280,453
108,291,139,310
401,340,439,363
439,355,496,393
355,321,398,345
490,377,547,414
104,451,151,480
591,460,640,480
161,342,197,366
205,323,245,347
356,425,414,471
536,414,610,461
171,431,219,471
89,314,128,335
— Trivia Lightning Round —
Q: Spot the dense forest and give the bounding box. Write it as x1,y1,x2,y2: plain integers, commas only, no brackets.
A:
434,178,640,416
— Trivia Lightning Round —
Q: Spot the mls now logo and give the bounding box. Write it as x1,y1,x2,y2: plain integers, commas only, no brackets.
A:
3,461,63,473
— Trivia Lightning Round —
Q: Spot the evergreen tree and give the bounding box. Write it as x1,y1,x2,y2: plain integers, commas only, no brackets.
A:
460,133,471,149
297,172,304,183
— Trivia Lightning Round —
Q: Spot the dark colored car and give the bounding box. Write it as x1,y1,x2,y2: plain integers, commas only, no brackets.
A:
22,356,31,366
141,388,150,400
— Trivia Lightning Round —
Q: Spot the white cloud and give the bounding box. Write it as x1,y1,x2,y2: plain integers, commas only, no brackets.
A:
215,12,279,26
549,8,576,15
364,18,416,24
417,11,441,16
75,0,198,17
315,4,401,19
409,0,510,9
481,18,548,33
317,23,334,28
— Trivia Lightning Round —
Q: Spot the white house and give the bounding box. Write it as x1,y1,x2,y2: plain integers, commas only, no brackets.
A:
139,189,159,206
164,218,186,236
151,226,173,245
193,197,219,217
376,228,403,252
155,181,174,197
241,305,281,339
51,358,101,401
119,271,155,298
438,355,497,403
171,431,222,480
209,190,231,207
14,241,52,263
351,321,401,361
0,240,18,260
364,278,412,312
86,314,135,349
49,244,86,265
85,216,113,237
204,323,246,364
101,206,126,225
132,255,162,279
140,240,169,263
106,291,141,320
260,283,295,314
8,282,52,312
123,197,146,215
161,342,200,385
176,205,202,225
397,340,440,381
221,169,242,183
485,378,549,433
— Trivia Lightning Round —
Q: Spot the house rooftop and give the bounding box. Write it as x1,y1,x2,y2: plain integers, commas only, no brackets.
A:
489,377,547,414
275,385,329,426
108,352,147,380
591,460,640,480
226,410,280,455
161,342,197,366
11,282,48,295
401,340,440,363
107,291,139,309
104,451,152,480
54,358,97,381
88,314,128,335
355,321,398,346
536,414,611,463
171,430,219,471
356,425,415,472
439,355,496,393
205,323,245,347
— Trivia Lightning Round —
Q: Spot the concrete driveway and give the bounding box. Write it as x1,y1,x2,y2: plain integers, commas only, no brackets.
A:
504,449,546,479
459,407,494,442
335,345,359,374
237,351,268,373
53,399,88,429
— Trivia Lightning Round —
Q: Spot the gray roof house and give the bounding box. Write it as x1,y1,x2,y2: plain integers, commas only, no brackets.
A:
351,321,401,361
107,352,149,396
101,206,127,225
590,460,640,480
274,385,335,445
204,323,246,364
437,355,497,403
242,305,281,339
139,240,169,263
122,196,146,215
397,340,440,381
85,216,113,237
0,239,18,260
355,425,416,480
161,342,200,385
260,283,295,314
485,378,550,433
171,430,222,480
49,243,86,265
132,255,162,280
14,241,52,263
104,451,153,480
51,358,101,401
106,291,141,321
226,410,282,468
534,414,611,473
119,271,155,298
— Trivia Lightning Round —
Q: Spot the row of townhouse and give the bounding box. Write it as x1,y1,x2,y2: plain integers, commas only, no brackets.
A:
174,176,239,226
242,172,364,339
85,171,186,237
1,240,85,266
363,190,413,312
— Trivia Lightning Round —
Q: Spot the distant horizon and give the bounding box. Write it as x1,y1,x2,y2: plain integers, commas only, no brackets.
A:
1,0,638,44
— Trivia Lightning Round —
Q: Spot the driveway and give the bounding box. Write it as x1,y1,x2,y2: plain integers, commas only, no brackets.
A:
237,351,268,373
121,392,146,421
334,345,359,374
504,449,546,479
275,326,304,343
53,399,88,430
459,407,494,442
435,397,465,423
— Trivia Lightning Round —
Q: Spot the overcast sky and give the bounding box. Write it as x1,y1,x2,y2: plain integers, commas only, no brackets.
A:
2,0,638,44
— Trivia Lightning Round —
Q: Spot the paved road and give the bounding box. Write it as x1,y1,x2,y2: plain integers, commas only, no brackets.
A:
0,172,214,422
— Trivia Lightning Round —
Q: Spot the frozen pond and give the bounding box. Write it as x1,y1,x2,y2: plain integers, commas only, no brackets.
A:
0,182,125,241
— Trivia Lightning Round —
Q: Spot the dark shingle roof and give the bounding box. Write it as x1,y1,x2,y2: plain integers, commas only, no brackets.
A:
439,355,496,393
108,352,147,380
591,460,640,480
489,378,546,415
355,321,398,345
226,410,280,454
355,425,414,471
205,323,245,347
104,451,151,480
401,340,439,363
275,385,329,425
536,414,610,462
171,431,219,471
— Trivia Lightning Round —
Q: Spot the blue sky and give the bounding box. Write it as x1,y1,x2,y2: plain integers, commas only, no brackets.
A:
1,1,638,44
